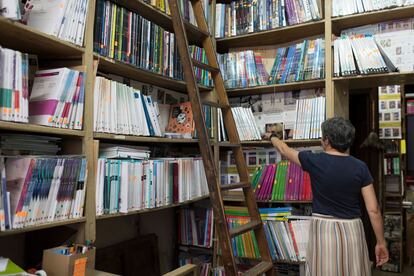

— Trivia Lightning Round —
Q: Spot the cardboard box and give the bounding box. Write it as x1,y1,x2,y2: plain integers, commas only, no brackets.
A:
43,245,96,276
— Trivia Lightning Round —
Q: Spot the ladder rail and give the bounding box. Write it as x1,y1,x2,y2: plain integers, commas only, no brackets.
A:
166,0,239,275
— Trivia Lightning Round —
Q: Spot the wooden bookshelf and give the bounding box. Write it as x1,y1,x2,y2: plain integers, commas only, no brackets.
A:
93,132,199,143
226,79,325,96
97,54,212,93
333,72,414,89
0,121,85,137
331,5,414,34
0,218,86,237
0,16,84,57
216,20,325,53
96,195,210,220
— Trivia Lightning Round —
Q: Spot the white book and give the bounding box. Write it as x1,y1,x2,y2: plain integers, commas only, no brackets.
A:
28,0,68,36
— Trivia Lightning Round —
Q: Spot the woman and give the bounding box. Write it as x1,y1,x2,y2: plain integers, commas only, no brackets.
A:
265,117,389,276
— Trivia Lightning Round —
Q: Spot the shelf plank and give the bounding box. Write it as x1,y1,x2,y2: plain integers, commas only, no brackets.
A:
0,16,84,57
219,140,321,147
93,132,200,143
97,54,211,93
97,195,210,220
226,79,325,96
0,120,85,137
0,218,86,237
333,72,414,89
111,0,208,46
216,20,325,52
223,196,312,204
332,6,414,33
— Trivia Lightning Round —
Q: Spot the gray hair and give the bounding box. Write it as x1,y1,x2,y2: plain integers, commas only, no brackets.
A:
321,117,355,153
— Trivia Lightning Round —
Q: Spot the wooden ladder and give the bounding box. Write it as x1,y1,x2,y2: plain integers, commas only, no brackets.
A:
167,0,275,275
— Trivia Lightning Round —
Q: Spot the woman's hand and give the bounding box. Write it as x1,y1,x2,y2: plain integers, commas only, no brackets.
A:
375,241,389,267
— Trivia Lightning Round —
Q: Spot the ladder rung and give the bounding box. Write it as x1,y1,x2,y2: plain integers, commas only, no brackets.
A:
202,101,229,109
221,182,250,191
192,59,220,73
229,220,262,238
244,261,274,276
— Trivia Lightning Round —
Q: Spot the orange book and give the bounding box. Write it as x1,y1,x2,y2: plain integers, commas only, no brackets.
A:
166,102,194,135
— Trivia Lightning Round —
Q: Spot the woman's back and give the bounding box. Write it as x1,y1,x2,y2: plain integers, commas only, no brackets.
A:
299,151,373,219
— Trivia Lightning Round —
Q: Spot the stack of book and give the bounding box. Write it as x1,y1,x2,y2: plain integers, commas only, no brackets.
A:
333,35,397,76
96,156,209,215
224,206,310,262
0,156,87,231
0,134,61,155
218,107,261,141
332,0,414,17
94,0,183,80
0,47,29,123
384,157,400,175
293,96,325,139
215,0,321,38
267,38,325,85
29,67,85,130
178,207,214,248
252,161,312,201
27,0,89,46
93,76,162,136
189,46,212,87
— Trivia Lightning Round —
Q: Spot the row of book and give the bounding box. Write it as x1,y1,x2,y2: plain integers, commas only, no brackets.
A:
252,161,312,201
0,46,85,129
333,35,396,76
293,96,325,139
215,0,321,38
218,107,261,141
93,76,162,136
217,39,325,89
178,207,214,248
94,0,183,80
0,47,29,123
190,46,212,87
30,67,85,130
332,0,414,18
0,156,87,231
384,157,401,175
96,156,209,215
1,0,89,46
225,207,310,262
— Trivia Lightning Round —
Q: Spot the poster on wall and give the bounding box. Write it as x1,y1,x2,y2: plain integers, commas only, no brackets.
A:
379,85,402,139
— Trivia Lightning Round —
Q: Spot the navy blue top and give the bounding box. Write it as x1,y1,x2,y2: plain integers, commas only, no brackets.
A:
298,151,373,219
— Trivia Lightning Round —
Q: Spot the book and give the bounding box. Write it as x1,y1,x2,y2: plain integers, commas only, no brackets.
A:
95,156,209,215
29,67,85,130
333,35,397,77
252,161,312,201
332,0,413,18
178,206,214,248
215,0,321,38
0,156,87,231
27,0,89,46
224,206,310,261
0,46,29,123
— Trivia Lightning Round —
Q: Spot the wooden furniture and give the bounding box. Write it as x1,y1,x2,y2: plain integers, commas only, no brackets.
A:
1,0,414,274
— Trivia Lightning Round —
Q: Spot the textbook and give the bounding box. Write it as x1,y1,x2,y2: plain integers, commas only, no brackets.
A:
29,67,85,130
0,156,87,231
95,157,209,215
27,0,89,46
215,0,321,38
0,46,29,123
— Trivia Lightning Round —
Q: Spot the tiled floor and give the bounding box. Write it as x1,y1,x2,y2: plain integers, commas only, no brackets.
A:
373,265,414,275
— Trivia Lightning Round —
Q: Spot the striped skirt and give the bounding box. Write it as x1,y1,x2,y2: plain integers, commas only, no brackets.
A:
305,214,372,276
